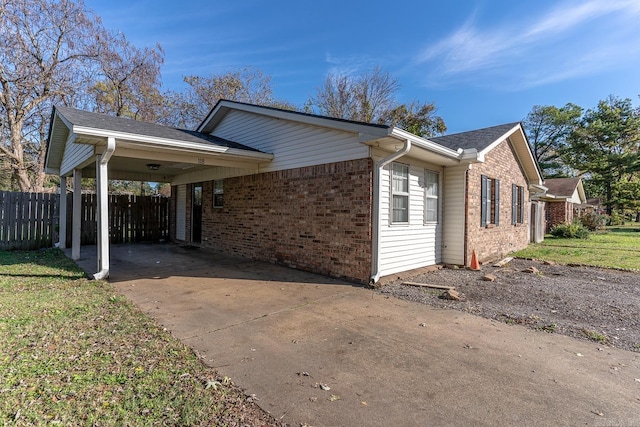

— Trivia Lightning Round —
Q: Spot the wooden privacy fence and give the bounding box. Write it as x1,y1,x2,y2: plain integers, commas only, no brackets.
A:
0,191,59,250
66,194,170,245
0,191,170,250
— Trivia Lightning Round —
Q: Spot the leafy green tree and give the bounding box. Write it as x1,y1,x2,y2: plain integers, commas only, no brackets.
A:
563,96,640,214
523,103,582,178
380,101,446,137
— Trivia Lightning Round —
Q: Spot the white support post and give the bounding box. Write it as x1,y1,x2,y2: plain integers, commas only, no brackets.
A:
59,176,67,249
96,154,108,276
71,169,82,260
94,137,115,280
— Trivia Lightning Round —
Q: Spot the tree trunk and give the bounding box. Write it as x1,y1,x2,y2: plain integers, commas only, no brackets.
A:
9,123,33,192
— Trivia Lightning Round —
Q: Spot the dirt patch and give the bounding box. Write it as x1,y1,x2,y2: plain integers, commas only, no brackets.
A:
379,259,640,353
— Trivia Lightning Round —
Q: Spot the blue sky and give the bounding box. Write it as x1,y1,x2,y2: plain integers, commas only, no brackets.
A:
86,0,640,134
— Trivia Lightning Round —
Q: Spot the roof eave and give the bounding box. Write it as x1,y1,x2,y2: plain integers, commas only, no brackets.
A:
389,127,461,160
71,126,274,161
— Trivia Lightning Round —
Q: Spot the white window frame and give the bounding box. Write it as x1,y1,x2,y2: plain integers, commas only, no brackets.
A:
213,179,224,208
391,162,409,224
424,170,439,223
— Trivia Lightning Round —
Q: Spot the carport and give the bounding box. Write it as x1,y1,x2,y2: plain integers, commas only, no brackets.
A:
44,106,273,279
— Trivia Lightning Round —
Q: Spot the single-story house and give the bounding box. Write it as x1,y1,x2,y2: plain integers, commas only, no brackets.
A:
539,177,586,232
45,100,545,283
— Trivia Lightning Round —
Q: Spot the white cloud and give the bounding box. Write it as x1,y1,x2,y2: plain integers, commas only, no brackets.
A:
415,0,640,89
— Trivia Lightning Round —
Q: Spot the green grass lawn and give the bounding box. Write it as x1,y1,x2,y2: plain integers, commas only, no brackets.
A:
0,249,271,425
514,223,640,270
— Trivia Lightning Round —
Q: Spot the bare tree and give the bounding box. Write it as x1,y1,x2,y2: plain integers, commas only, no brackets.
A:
0,0,101,191
163,67,292,129
91,33,165,122
309,67,446,135
310,67,399,123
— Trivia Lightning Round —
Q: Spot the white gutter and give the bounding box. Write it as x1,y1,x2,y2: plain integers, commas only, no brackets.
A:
93,137,116,280
370,138,411,285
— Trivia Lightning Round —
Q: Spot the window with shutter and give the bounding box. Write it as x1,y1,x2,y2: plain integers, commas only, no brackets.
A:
481,174,500,226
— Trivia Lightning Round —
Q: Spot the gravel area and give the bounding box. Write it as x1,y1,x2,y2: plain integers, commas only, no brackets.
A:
379,258,640,353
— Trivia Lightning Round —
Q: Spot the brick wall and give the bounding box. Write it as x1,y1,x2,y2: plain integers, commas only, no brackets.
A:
466,139,530,264
195,159,373,283
546,201,572,233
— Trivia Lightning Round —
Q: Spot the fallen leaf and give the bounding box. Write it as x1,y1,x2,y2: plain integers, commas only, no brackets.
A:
329,394,341,402
361,401,368,406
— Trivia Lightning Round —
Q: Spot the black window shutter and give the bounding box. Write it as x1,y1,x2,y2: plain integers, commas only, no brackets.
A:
494,179,500,225
520,186,525,224
512,184,517,225
481,175,487,226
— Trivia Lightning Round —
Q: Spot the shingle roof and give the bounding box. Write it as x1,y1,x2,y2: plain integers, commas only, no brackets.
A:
54,106,261,152
544,177,582,198
198,99,391,134
429,122,520,151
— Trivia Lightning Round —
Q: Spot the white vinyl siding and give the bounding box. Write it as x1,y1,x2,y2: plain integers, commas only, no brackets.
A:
176,184,186,241
60,140,95,176
212,110,369,172
378,156,443,277
441,165,467,265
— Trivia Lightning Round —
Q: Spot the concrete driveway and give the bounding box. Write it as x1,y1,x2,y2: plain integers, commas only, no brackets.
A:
71,244,640,426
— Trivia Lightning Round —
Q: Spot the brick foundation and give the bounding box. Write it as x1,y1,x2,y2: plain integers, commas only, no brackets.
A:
187,159,373,283
465,139,531,264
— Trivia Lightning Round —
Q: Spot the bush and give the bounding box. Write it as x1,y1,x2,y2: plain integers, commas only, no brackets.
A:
550,222,590,239
578,212,607,231
607,211,624,226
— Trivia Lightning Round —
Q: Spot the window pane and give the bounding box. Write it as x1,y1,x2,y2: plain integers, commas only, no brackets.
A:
392,164,408,193
426,198,437,222
213,180,224,207
392,195,408,222
425,171,438,196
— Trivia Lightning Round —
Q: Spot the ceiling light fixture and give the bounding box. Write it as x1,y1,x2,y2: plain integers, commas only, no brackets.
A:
146,163,161,171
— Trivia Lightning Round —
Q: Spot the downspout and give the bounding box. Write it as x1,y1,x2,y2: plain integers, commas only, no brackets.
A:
370,138,411,285
93,137,116,280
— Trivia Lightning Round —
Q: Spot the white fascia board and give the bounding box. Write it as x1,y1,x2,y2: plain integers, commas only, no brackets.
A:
71,126,274,161
478,123,521,157
479,124,544,186
389,127,460,160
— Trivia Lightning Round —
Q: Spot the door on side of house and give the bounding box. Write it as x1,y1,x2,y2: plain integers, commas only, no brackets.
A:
192,183,203,243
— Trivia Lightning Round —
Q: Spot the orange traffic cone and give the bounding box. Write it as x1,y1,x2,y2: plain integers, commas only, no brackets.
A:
470,250,481,271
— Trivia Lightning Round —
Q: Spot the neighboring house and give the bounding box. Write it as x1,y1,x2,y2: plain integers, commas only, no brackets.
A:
45,100,545,283
540,177,587,232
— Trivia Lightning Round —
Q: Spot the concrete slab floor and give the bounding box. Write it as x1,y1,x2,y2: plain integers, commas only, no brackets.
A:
67,244,640,426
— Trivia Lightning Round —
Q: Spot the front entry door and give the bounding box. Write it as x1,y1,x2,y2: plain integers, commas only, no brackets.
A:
192,183,202,243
